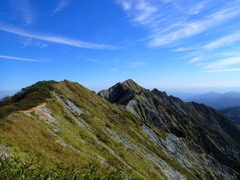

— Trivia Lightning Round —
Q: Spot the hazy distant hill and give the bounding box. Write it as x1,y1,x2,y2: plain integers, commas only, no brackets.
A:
221,106,240,124
0,90,18,99
0,80,240,179
184,91,240,110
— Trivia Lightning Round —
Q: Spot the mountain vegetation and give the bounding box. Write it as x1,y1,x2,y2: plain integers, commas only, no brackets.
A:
0,155,126,180
0,81,56,119
0,79,240,179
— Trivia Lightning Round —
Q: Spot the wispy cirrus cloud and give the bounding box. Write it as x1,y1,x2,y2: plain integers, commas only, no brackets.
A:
52,0,71,15
0,24,117,50
189,57,201,63
21,38,48,48
192,55,240,72
0,55,43,62
116,0,157,25
203,32,240,50
149,6,240,47
202,68,240,72
204,57,240,69
116,0,240,47
182,48,240,72
11,0,34,24
175,32,240,53
172,47,192,52
181,33,240,69
176,0,208,15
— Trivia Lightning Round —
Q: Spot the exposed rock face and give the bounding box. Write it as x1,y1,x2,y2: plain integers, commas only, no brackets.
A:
98,79,144,104
99,79,240,179
1,79,240,179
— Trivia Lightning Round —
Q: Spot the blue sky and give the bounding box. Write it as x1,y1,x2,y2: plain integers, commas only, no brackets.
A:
1,0,240,96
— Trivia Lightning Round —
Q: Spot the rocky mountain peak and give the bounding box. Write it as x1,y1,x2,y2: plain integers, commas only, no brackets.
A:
122,79,143,91
98,79,145,104
99,79,240,176
151,88,168,98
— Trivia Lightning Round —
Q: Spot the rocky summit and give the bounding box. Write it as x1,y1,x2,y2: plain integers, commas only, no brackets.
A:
0,79,240,179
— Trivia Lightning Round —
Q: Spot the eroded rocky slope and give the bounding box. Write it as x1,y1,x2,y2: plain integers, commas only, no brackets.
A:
99,79,240,179
0,79,240,179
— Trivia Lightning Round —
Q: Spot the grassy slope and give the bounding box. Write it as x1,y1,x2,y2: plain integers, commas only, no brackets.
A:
0,156,126,180
0,80,199,179
0,81,56,119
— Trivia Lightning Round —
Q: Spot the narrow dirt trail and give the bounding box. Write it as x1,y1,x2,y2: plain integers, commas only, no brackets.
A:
22,103,49,119
22,103,47,113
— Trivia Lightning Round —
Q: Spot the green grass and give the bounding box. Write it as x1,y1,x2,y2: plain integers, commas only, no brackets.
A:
0,81,56,119
0,155,128,180
0,80,205,179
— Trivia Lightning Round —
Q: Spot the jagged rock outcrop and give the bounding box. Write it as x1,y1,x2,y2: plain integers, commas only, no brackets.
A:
99,79,240,179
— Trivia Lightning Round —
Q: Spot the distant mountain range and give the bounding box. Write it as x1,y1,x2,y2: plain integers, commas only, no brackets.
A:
221,106,240,124
184,91,240,110
0,80,240,179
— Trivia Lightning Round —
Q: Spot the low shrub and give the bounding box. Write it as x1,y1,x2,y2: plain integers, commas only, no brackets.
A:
0,81,56,119
0,155,128,180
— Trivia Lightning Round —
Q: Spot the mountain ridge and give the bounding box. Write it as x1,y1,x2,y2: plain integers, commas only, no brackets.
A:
1,79,240,179
99,79,240,176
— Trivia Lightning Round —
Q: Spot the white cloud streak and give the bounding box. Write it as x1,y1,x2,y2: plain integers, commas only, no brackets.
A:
172,47,193,52
189,57,201,63
176,32,240,59
0,55,43,62
117,0,240,76
202,69,240,72
116,0,132,10
184,1,208,15
116,0,157,25
21,38,49,48
0,25,117,50
52,0,71,15
116,0,240,47
204,57,240,69
203,32,240,50
171,0,209,15
149,7,240,46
